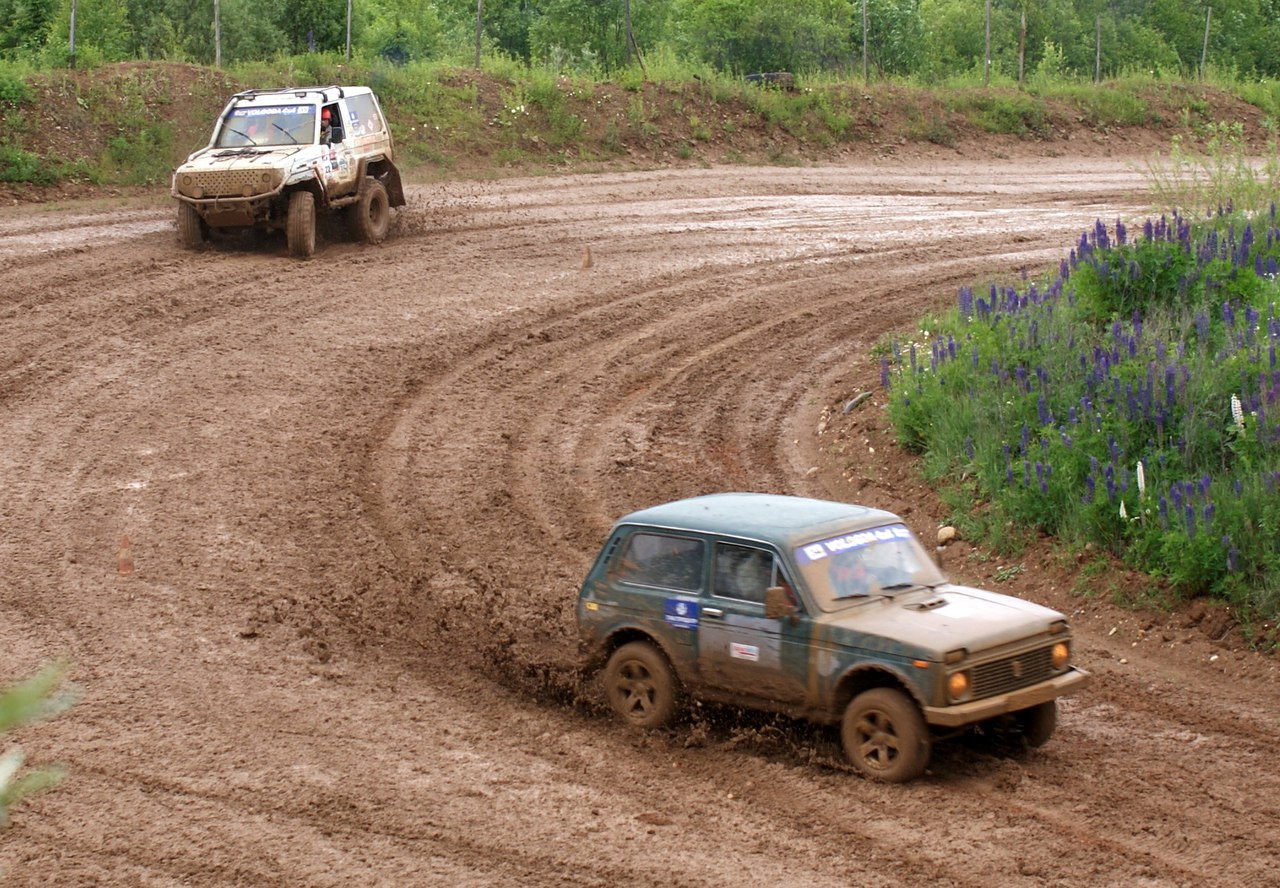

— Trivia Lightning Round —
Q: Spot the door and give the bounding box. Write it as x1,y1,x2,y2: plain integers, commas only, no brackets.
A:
697,541,809,704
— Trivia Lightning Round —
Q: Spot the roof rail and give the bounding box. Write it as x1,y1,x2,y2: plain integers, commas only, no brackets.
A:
230,84,348,102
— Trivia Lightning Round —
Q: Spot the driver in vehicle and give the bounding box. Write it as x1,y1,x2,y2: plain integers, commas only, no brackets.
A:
829,552,875,598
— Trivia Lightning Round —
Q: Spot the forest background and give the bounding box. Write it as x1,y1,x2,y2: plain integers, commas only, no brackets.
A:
1,0,1279,83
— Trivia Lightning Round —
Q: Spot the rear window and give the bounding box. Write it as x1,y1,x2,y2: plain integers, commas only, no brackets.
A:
610,532,704,592
344,94,385,137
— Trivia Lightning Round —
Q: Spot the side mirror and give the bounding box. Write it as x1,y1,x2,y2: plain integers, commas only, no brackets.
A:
764,585,796,620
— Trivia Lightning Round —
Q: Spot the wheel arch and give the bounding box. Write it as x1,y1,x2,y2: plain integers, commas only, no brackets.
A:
832,665,927,719
360,156,406,207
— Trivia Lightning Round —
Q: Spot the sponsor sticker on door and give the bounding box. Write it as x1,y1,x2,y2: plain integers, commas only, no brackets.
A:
730,643,760,662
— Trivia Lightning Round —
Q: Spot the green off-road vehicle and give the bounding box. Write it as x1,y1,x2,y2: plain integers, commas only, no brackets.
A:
577,493,1090,782
171,85,405,258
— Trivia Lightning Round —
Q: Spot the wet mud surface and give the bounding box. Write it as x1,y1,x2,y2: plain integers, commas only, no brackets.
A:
1,159,1278,887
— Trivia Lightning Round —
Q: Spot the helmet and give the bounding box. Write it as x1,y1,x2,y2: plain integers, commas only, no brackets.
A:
321,108,331,121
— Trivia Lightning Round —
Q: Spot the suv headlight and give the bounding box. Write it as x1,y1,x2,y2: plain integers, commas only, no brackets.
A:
946,670,971,702
1051,641,1070,670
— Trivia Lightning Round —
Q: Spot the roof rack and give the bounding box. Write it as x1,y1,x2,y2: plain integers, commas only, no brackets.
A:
231,85,347,103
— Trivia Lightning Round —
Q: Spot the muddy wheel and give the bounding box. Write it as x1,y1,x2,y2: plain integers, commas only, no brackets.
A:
348,177,390,244
1015,700,1057,748
286,190,316,258
177,202,207,249
603,641,679,729
841,688,930,782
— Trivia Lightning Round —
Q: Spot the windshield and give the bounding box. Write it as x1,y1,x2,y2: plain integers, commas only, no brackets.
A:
215,103,316,148
794,523,946,611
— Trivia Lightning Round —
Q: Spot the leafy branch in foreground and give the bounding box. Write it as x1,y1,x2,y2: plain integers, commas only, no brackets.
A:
1,663,76,826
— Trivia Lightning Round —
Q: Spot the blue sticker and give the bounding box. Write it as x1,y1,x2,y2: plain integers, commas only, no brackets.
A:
664,598,699,630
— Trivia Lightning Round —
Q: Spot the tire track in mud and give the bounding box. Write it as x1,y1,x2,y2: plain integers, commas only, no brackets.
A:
5,164,1278,887
366,171,1279,888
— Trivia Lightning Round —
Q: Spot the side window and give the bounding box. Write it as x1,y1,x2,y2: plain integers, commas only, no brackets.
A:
713,543,775,604
611,533,704,592
344,94,385,137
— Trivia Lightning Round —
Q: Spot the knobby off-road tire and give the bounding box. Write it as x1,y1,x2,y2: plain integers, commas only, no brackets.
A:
177,202,207,249
841,687,931,783
1015,700,1057,748
348,177,390,244
603,641,679,729
287,190,317,259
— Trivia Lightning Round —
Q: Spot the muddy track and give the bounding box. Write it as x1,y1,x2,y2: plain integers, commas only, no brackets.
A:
2,160,1278,887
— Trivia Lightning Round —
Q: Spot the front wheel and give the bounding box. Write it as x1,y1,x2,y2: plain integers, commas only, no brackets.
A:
348,177,390,244
602,641,679,729
841,688,930,782
1015,700,1057,748
177,202,207,249
286,190,317,258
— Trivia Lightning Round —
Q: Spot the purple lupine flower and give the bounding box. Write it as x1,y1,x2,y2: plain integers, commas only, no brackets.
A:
1196,313,1209,340
1023,460,1031,487
1203,503,1215,526
1185,504,1196,539
880,356,890,389
1158,493,1168,528
1223,301,1236,326
1105,465,1117,501
1069,406,1078,425
1234,478,1243,496
1084,474,1096,504
966,436,975,461
1037,394,1052,426
1227,540,1238,572
1021,423,1030,453
972,344,979,369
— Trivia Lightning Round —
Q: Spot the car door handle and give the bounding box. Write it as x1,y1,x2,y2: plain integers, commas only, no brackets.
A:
703,607,724,618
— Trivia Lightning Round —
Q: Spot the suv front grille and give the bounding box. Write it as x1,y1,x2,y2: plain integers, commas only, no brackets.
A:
971,645,1054,699
176,168,281,199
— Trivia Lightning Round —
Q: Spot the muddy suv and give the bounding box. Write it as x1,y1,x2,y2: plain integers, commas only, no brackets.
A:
171,85,405,258
576,493,1090,782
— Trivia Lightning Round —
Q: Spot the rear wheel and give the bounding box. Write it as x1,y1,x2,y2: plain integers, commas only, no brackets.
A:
602,641,679,729
177,202,207,249
841,688,930,782
286,190,316,258
348,177,390,244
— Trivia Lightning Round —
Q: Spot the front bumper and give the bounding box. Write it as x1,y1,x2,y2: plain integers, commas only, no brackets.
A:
922,666,1091,727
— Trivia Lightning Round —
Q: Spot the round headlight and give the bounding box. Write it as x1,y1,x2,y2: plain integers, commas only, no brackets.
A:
182,174,192,187
1051,641,1070,670
191,186,204,199
947,670,970,702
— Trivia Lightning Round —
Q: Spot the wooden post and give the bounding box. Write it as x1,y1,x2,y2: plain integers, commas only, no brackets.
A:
624,0,632,66
68,0,76,68
345,0,352,61
1200,7,1212,80
214,0,221,67
1018,9,1026,86
862,0,869,85
475,0,482,68
984,0,991,86
1095,14,1101,84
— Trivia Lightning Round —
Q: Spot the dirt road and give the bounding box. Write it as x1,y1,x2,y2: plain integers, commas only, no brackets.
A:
2,160,1277,887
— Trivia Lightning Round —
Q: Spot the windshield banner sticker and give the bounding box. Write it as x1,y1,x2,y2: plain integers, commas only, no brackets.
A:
796,523,912,564
664,598,699,630
230,105,313,118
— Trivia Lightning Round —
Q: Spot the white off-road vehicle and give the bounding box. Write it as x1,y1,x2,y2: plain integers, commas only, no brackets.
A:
172,85,405,258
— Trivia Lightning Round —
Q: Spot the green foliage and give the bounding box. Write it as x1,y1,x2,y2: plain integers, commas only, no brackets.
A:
0,60,33,104
1,664,75,827
945,89,1047,136
1148,122,1280,217
671,0,853,75
883,192,1280,618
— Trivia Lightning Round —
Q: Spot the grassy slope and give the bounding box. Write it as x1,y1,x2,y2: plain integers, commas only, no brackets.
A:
0,60,1277,201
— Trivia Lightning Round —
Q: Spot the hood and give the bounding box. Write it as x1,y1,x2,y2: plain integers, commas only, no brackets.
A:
180,145,308,171
824,583,1065,659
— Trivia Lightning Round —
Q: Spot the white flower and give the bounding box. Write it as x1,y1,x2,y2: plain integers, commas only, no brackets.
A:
1136,461,1146,498
1232,393,1245,430
1119,501,1128,520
